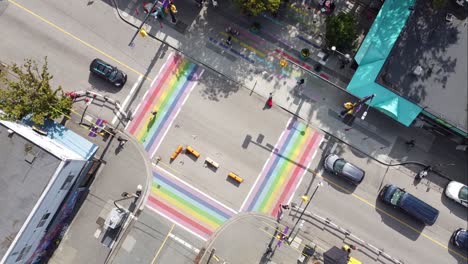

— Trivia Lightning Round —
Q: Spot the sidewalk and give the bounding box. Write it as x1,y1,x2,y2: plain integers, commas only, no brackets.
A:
48,96,153,263
113,0,467,182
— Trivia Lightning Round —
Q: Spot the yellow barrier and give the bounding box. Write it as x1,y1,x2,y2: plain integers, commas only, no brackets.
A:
228,172,243,183
170,145,183,160
186,146,200,158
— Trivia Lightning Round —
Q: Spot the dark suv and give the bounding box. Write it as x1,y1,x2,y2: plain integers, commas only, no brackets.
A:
90,58,127,88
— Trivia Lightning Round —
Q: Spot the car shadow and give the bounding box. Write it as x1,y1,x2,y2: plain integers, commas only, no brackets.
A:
374,197,424,241
88,74,122,94
440,194,468,220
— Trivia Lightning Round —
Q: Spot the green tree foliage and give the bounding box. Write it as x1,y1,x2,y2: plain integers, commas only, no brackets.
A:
325,12,358,52
234,0,280,16
0,57,72,126
432,0,446,10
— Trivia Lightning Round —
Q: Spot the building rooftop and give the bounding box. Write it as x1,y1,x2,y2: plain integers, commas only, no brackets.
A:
378,0,468,133
0,123,61,257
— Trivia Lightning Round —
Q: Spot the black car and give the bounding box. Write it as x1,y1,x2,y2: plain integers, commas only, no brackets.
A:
324,154,365,185
90,58,127,88
451,228,468,251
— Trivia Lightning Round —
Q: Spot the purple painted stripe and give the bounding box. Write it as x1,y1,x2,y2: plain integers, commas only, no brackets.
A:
147,66,204,155
153,166,235,217
246,119,299,211
143,63,199,152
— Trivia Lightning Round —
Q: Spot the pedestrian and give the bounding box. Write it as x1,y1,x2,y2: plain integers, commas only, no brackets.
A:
226,35,232,46
405,139,415,148
297,78,305,86
281,204,290,210
117,136,128,147
267,93,273,108
340,102,355,117
151,111,158,117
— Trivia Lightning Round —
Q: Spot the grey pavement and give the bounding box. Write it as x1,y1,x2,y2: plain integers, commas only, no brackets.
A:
113,0,467,183
48,97,153,264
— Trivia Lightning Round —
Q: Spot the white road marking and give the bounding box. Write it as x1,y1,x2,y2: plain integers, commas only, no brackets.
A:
239,117,292,211
146,206,208,241
329,142,338,154
94,228,102,238
169,233,200,254
112,74,143,125
149,69,205,158
287,136,324,205
157,166,238,214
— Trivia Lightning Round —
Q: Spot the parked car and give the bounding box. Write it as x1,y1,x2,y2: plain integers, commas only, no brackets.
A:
324,154,365,185
89,58,127,88
379,184,439,225
451,228,468,251
445,181,468,207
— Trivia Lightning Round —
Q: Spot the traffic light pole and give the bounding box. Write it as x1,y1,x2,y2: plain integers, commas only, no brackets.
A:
128,0,159,47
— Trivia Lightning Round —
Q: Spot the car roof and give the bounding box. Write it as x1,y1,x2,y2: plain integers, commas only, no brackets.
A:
400,194,439,225
341,163,365,183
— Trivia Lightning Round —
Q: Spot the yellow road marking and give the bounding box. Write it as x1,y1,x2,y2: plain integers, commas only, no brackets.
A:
8,0,151,81
310,171,468,260
151,223,175,264
11,0,464,259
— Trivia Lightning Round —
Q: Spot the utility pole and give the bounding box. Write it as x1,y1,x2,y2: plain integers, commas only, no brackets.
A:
128,0,159,47
288,182,323,244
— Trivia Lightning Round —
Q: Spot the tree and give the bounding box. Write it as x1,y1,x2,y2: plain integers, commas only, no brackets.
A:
234,0,280,17
0,57,72,126
325,12,358,53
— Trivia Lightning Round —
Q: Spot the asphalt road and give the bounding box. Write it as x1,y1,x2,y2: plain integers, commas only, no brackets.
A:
1,1,467,264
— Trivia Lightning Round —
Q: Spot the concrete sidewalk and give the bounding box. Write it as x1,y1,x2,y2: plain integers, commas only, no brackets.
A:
48,97,153,264
113,0,467,181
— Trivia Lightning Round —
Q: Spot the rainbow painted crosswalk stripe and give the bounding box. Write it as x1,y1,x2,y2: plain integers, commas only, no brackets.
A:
127,52,204,157
147,166,236,240
242,117,323,215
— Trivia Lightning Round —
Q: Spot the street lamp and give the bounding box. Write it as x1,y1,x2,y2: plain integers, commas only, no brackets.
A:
288,181,323,243
331,46,350,60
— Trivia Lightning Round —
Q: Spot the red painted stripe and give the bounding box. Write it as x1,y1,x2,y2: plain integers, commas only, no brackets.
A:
128,54,182,134
147,195,213,236
275,49,313,71
269,132,321,215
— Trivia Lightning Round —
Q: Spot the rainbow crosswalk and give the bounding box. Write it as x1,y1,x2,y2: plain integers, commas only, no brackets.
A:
127,52,204,157
147,166,236,240
241,117,323,216
127,54,323,241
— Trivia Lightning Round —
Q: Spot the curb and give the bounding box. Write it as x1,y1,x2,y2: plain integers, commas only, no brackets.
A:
109,0,451,182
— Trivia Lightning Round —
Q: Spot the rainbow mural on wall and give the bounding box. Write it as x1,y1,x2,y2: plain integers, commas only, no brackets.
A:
147,166,237,240
241,117,323,216
126,52,204,157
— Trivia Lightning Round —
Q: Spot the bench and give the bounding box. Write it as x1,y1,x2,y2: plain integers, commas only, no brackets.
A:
186,146,200,158
228,172,243,183
205,157,219,169
170,145,183,160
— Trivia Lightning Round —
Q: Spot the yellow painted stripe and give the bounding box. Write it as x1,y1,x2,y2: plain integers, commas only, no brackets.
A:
8,0,150,80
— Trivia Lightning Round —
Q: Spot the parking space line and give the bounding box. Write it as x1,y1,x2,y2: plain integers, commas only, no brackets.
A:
151,223,175,264
9,0,149,80
112,74,143,125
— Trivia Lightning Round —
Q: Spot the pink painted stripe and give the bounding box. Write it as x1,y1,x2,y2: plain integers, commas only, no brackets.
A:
147,195,212,238
128,53,181,134
152,166,235,217
242,119,296,210
147,67,204,156
269,132,322,215
275,49,313,71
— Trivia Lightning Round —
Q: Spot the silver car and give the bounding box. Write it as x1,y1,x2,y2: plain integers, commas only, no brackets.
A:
324,154,365,185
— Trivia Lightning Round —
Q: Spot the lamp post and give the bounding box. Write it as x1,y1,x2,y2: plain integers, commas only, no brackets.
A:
288,182,323,243
331,46,350,60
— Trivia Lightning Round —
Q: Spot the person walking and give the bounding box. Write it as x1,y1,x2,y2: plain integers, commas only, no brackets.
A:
226,35,232,46
117,136,128,147
267,93,273,108
405,139,415,148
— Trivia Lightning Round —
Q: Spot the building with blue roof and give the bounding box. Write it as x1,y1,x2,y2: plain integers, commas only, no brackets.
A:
347,0,467,138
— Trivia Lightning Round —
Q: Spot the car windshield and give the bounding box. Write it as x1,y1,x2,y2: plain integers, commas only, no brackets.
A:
333,159,346,173
108,68,118,81
390,189,404,206
459,186,468,201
